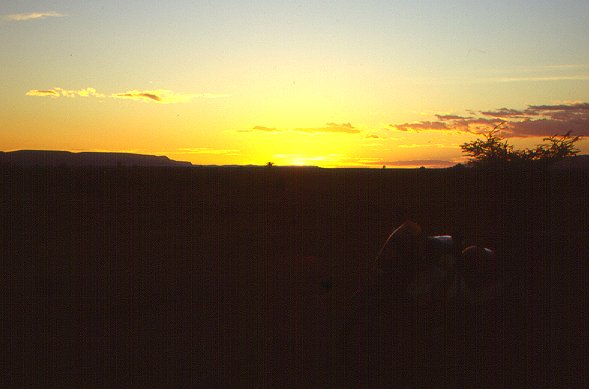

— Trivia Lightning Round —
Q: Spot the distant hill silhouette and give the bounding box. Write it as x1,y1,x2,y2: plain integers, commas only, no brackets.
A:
0,150,192,167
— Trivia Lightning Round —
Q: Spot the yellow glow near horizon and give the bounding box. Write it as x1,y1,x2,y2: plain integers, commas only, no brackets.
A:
1,2,588,167
240,128,361,166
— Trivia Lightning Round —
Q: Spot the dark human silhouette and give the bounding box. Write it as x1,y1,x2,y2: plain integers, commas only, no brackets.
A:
353,220,516,387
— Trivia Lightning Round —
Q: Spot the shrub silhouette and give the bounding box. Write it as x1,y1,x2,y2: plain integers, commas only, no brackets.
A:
523,132,581,161
460,123,581,167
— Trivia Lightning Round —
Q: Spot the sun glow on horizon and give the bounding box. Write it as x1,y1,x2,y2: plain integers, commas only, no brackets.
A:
1,1,588,166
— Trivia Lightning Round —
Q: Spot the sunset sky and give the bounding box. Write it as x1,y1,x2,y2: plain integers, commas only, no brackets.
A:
2,0,588,167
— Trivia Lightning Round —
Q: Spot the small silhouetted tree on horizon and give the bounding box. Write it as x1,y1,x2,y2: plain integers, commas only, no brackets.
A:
460,123,581,167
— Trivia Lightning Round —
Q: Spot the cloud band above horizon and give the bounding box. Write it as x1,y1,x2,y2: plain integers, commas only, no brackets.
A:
26,88,104,98
242,122,360,134
26,87,227,103
5,12,66,21
391,102,589,137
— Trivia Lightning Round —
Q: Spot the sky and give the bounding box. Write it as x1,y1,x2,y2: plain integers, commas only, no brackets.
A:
1,0,588,167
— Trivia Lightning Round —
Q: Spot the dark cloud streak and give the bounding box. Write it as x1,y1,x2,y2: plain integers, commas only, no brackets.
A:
253,126,279,132
390,102,589,137
435,114,468,120
392,121,450,132
26,89,60,97
480,108,528,118
114,92,162,102
246,123,360,134
295,123,359,134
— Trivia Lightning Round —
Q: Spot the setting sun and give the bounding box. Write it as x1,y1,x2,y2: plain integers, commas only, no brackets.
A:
1,1,588,166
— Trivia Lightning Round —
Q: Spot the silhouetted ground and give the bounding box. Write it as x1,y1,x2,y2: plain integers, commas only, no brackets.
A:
1,165,587,387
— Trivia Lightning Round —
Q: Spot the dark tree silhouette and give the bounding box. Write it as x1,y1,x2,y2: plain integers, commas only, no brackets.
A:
523,131,581,161
460,123,581,166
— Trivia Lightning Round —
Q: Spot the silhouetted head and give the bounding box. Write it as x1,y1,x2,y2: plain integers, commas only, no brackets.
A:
392,206,416,227
462,245,498,288
379,228,421,295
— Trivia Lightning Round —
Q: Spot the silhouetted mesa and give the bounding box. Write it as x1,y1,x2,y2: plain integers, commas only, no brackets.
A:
0,150,192,167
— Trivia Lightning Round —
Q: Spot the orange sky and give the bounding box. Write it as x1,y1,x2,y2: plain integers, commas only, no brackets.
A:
2,1,588,167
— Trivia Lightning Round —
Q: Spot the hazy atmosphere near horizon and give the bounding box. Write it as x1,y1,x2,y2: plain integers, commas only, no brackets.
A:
2,0,588,167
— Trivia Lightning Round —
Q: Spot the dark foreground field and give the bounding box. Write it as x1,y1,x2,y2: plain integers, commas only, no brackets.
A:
1,165,588,387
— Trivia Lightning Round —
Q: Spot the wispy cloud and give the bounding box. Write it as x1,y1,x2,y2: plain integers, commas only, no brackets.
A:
294,122,360,134
237,126,279,133
392,121,450,132
435,114,468,121
25,89,60,97
26,88,104,98
111,90,225,103
410,64,589,86
114,91,163,102
254,126,279,132
483,64,589,74
26,87,226,103
112,90,228,103
485,75,589,83
482,103,589,136
244,122,360,134
477,64,589,83
389,102,589,137
5,11,66,21
479,108,528,118
391,118,500,133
